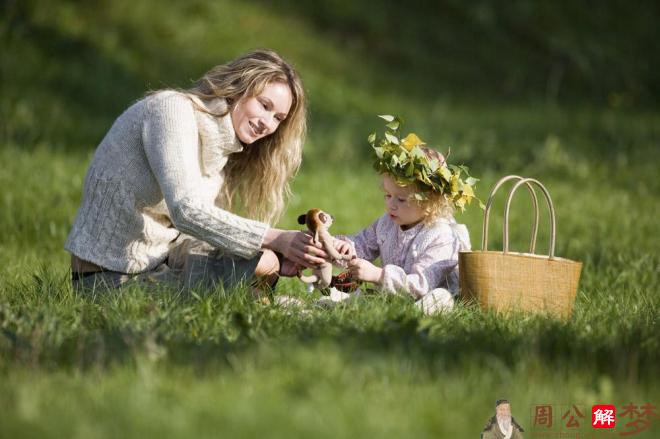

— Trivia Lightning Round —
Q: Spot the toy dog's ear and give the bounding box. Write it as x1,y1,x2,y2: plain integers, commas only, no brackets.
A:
297,214,307,225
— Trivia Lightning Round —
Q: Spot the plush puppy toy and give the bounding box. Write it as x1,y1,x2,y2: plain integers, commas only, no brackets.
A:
297,208,354,291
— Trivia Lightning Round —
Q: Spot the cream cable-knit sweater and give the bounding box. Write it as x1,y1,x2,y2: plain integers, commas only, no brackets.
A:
65,91,269,273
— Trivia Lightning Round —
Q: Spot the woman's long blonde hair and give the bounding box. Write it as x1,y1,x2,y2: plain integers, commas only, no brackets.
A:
186,49,306,225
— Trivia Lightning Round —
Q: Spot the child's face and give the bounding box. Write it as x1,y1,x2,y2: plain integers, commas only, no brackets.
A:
382,174,425,228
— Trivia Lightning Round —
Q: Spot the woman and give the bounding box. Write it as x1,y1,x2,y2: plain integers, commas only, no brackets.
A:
65,49,325,292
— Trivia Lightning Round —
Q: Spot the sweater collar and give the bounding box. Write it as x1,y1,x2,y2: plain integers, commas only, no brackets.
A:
187,94,244,176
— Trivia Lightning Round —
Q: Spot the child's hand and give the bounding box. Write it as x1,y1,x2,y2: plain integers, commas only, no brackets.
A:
347,257,383,284
333,239,354,258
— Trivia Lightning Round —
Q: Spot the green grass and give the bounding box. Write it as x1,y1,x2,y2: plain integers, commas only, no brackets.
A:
1,0,659,437
0,138,658,437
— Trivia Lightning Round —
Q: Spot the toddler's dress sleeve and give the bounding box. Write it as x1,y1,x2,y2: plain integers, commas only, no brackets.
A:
337,218,381,262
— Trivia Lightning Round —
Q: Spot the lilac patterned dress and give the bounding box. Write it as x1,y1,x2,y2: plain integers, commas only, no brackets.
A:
340,214,471,300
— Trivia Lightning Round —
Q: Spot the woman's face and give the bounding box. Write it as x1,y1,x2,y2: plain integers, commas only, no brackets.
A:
230,81,293,144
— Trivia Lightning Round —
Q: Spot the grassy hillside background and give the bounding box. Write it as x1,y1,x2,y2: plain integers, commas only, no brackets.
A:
1,0,659,437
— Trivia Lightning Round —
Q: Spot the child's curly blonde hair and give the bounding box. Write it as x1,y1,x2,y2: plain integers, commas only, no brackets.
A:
418,189,454,224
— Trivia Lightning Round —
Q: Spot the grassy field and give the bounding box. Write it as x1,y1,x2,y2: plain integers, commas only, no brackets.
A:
1,138,658,437
1,1,659,437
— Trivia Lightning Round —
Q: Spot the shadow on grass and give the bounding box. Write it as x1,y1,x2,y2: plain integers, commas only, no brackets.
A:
0,282,655,384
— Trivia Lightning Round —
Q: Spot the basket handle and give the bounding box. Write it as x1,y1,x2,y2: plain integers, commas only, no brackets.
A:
482,175,540,253
504,178,556,259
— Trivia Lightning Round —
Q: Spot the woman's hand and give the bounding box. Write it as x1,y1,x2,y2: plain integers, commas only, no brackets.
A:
262,228,327,268
279,257,302,277
348,257,383,284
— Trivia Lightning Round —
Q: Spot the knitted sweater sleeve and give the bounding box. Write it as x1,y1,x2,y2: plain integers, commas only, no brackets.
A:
141,94,268,259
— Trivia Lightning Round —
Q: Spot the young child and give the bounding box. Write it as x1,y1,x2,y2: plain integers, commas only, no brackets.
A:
336,141,473,314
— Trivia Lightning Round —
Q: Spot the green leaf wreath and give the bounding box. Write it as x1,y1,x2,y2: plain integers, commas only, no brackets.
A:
369,115,483,212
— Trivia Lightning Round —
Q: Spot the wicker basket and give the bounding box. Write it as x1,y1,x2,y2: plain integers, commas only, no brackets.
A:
459,176,582,318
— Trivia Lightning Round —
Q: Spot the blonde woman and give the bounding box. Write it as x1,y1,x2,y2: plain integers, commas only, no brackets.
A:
66,49,326,293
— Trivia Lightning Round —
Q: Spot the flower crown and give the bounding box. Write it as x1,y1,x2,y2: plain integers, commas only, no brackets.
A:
369,115,483,212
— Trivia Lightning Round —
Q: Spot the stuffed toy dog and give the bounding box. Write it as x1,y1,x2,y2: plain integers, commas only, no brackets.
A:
297,208,354,292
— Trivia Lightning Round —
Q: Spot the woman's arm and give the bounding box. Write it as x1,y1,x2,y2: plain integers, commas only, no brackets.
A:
141,94,267,259
142,93,325,266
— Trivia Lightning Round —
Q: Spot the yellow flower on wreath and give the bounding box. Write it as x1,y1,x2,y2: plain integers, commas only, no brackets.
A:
401,133,425,151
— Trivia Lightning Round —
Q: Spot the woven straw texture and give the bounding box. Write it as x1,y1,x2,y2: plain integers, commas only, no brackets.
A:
459,251,582,317
459,176,582,318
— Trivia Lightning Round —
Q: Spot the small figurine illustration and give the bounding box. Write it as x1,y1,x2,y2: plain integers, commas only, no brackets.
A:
481,399,525,439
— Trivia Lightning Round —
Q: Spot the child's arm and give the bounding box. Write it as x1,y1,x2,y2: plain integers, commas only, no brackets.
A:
347,239,458,297
347,257,382,283
380,221,470,298
335,218,381,262
380,238,461,300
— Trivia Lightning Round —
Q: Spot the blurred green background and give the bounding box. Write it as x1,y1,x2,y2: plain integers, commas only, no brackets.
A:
3,0,659,163
1,1,658,437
